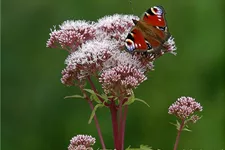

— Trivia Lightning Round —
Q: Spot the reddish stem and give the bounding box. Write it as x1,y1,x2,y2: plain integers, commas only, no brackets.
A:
80,88,106,149
120,105,128,150
118,97,124,149
173,119,185,150
109,101,119,149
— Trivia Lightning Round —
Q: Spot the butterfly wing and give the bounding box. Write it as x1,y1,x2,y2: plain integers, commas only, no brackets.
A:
142,6,167,29
142,6,170,40
125,6,171,53
125,27,151,52
141,6,171,51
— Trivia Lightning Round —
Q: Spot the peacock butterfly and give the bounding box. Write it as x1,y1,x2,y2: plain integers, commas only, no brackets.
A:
125,6,171,54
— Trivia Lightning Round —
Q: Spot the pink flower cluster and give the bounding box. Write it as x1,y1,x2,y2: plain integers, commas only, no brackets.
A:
68,134,96,150
46,14,176,95
47,20,96,52
100,65,147,95
96,14,139,49
61,40,116,85
168,96,203,121
99,51,152,96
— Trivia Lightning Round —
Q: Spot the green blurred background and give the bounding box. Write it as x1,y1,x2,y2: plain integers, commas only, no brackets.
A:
2,0,225,149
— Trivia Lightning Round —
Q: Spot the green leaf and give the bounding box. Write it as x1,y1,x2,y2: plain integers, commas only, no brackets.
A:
170,120,181,130
90,94,101,103
183,125,192,132
124,93,150,107
100,93,110,102
140,145,153,150
126,145,153,150
83,89,96,95
88,103,104,124
124,93,135,105
84,89,101,103
183,127,192,132
64,95,84,99
84,89,109,104
134,98,150,107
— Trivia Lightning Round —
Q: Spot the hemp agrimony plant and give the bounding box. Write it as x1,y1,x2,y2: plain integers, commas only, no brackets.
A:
46,14,202,150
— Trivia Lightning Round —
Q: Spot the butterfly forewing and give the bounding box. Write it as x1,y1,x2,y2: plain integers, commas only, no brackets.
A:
142,6,167,27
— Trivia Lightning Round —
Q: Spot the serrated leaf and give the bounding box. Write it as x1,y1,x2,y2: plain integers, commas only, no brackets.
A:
64,95,84,99
88,103,104,124
134,98,150,107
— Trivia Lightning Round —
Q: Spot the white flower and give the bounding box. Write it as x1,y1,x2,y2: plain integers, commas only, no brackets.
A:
95,14,139,49
60,20,94,30
65,39,117,67
47,20,96,52
163,36,177,55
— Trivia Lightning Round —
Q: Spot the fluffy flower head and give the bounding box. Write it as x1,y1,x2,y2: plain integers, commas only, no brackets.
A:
99,65,147,96
168,96,203,120
47,20,96,52
68,134,95,150
61,39,117,85
96,14,138,49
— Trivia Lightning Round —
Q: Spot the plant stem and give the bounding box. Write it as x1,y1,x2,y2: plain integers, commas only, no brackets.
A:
120,105,128,150
80,87,106,149
173,119,185,150
87,76,109,106
110,101,119,149
87,76,98,93
118,97,124,150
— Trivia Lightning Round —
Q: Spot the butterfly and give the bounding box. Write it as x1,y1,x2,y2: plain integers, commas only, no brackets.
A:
125,6,171,54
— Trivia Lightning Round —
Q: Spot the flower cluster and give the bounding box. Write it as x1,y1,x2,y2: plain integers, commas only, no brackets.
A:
68,134,96,150
96,14,139,49
168,96,203,122
47,20,96,52
61,39,117,85
47,14,176,95
99,51,150,96
100,64,147,96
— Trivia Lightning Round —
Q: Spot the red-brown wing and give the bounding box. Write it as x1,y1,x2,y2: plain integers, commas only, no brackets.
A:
142,6,167,27
139,21,166,47
125,27,149,52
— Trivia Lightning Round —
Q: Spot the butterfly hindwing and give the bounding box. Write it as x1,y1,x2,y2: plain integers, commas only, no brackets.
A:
125,28,151,52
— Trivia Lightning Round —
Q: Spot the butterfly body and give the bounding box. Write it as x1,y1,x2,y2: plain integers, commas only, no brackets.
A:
125,6,171,53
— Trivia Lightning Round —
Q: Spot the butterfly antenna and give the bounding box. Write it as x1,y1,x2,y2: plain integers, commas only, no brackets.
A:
129,0,135,14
